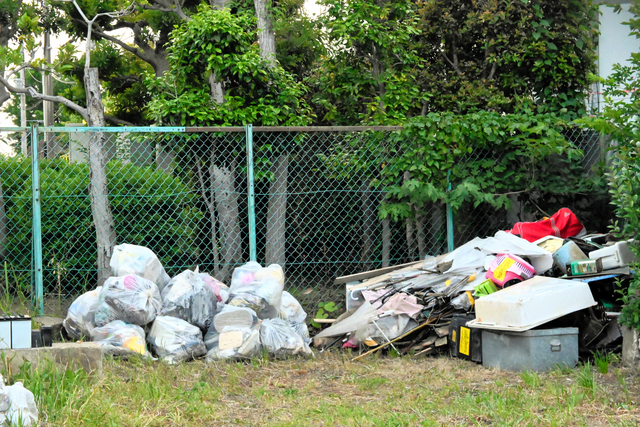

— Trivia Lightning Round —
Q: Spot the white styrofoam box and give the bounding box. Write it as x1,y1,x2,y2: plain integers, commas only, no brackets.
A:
0,319,10,349
589,241,637,270
468,276,596,331
11,316,32,349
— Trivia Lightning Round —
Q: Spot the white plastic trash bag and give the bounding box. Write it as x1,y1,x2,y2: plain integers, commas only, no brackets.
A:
260,318,313,358
279,291,310,344
205,326,262,361
90,320,148,357
110,244,171,292
63,286,102,338
4,382,38,427
228,262,284,319
205,306,259,350
197,272,229,303
160,270,218,331
148,316,207,363
0,375,10,413
95,274,162,327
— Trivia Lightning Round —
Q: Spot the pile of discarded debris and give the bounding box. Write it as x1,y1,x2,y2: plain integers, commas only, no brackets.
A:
63,245,313,362
315,208,635,371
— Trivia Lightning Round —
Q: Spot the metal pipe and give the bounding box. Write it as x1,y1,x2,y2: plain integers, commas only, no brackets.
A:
31,126,44,315
246,124,257,262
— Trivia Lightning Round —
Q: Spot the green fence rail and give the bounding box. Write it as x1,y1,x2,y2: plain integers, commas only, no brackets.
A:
0,125,604,314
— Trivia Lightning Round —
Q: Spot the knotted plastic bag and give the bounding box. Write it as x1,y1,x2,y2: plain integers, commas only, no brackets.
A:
63,286,102,338
91,320,149,357
148,316,207,363
110,243,171,292
94,274,161,327
228,262,284,319
160,270,218,331
260,318,313,358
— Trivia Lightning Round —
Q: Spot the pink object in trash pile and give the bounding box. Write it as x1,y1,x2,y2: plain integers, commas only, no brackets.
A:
485,254,536,288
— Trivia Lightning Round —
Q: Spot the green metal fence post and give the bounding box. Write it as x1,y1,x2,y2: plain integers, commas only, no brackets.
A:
446,170,454,253
246,124,257,262
31,126,44,315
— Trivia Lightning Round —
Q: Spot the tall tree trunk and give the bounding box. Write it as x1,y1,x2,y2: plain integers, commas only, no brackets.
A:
195,152,221,277
428,202,445,254
85,68,116,286
360,181,375,268
213,159,242,281
0,177,6,260
416,213,426,259
265,154,288,266
254,0,277,67
404,171,417,259
382,218,391,268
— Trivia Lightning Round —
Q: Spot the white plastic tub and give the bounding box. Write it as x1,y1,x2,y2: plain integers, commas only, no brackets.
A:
468,276,596,331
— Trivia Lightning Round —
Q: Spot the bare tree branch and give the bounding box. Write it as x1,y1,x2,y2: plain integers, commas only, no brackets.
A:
105,114,134,126
0,75,88,120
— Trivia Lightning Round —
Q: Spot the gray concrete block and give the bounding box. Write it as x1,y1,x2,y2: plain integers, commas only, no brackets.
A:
1,342,102,377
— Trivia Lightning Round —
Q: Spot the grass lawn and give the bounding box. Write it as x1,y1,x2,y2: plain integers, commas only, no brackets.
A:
7,352,640,426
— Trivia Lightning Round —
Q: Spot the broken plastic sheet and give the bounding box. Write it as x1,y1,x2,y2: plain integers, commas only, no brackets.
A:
361,289,424,319
354,314,413,343
315,301,378,339
442,231,553,275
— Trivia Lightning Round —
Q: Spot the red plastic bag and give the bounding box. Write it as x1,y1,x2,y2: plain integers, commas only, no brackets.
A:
506,208,586,243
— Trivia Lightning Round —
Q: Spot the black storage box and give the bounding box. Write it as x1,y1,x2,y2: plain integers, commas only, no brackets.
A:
449,315,482,363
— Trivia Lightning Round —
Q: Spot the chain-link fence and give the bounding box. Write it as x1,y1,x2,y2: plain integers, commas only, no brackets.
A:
0,125,605,315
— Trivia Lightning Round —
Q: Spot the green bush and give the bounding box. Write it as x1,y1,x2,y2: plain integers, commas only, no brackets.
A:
0,157,203,295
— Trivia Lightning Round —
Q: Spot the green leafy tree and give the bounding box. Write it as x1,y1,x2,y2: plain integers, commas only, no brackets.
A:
579,1,640,331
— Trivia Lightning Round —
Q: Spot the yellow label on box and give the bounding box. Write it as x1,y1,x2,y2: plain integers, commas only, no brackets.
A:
492,257,516,281
459,327,471,356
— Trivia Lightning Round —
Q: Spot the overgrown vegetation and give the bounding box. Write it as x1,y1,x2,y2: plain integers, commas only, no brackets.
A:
0,156,202,295
580,2,640,331
2,354,638,426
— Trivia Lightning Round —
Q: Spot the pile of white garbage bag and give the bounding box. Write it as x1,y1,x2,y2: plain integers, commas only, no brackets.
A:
0,375,38,427
63,244,313,362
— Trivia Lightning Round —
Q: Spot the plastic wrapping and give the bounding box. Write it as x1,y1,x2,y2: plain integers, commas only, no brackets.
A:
279,291,310,344
94,275,162,327
450,291,475,311
205,326,262,361
63,286,102,338
160,270,218,330
354,314,411,343
198,273,229,303
110,243,171,292
148,316,207,363
228,262,284,319
259,318,313,357
4,382,38,427
90,320,148,357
